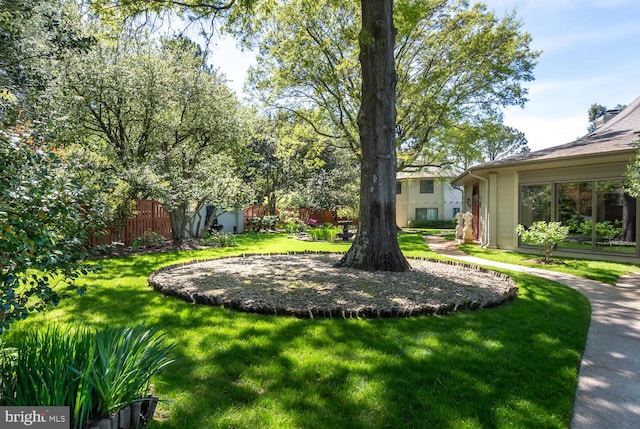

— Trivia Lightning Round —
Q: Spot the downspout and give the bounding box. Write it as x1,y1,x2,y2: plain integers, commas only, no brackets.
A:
467,170,490,248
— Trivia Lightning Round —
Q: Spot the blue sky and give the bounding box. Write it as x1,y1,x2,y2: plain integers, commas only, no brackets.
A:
484,0,640,150
208,0,640,151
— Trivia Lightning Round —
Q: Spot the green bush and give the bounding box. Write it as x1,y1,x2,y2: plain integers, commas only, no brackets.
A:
308,224,340,241
578,220,622,239
516,221,569,262
0,324,175,429
278,209,304,234
137,231,166,248
201,231,237,247
406,219,456,229
0,128,102,332
247,215,279,232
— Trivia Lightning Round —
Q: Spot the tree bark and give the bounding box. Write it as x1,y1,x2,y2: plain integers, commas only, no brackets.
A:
338,0,410,272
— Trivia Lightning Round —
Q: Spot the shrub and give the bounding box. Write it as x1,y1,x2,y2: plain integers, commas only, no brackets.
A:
0,324,175,429
308,224,340,241
0,128,102,332
407,219,456,229
516,221,569,262
201,231,237,247
247,215,279,232
137,231,166,248
279,209,304,234
578,220,622,239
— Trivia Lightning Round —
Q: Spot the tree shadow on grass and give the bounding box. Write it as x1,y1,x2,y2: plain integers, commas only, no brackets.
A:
8,248,589,429
148,273,588,429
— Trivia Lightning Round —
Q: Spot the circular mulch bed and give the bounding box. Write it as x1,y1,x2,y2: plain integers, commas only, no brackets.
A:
148,253,517,319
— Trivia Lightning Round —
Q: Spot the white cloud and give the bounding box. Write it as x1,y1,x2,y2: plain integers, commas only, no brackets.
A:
502,113,587,152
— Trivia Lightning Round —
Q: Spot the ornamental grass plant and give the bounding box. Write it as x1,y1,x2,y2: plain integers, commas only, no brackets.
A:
0,324,175,429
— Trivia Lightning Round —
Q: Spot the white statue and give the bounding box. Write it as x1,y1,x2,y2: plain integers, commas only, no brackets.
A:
455,212,464,241
463,211,474,243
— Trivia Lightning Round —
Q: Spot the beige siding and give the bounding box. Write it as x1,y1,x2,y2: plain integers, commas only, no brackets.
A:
395,178,462,226
495,172,519,250
396,180,409,227
519,162,629,184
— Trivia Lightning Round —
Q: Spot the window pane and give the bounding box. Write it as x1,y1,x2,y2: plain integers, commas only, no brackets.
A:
557,182,593,250
415,208,437,221
420,180,434,193
595,181,637,253
520,184,551,226
396,182,402,194
415,208,428,222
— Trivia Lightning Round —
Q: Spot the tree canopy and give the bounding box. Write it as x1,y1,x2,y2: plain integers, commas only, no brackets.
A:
246,0,538,171
56,26,249,245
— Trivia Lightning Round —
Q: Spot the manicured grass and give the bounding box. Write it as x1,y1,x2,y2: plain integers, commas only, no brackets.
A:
458,243,640,285
5,233,590,428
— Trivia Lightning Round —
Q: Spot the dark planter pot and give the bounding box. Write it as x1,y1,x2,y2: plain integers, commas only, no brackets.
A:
85,396,159,429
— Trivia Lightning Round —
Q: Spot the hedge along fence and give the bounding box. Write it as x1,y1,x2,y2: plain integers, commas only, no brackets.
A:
90,200,172,247
243,206,352,230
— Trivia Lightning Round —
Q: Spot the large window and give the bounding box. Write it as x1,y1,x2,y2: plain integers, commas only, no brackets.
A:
595,181,635,253
519,181,636,254
520,184,551,226
420,180,434,193
557,182,593,250
416,208,438,222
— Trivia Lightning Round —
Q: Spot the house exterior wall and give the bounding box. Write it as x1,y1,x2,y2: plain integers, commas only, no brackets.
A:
460,158,640,261
495,172,519,249
396,177,462,227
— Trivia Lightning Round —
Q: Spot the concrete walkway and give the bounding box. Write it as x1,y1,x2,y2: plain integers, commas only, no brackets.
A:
424,235,640,429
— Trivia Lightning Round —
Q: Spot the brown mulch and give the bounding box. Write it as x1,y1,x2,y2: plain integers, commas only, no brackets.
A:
148,253,518,319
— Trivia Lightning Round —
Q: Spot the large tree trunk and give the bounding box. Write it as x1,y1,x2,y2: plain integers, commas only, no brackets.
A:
169,206,187,247
338,0,410,272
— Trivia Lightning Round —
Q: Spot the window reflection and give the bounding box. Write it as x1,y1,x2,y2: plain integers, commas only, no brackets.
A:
519,180,637,254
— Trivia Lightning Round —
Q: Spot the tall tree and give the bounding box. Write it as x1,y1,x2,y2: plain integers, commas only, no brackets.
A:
245,0,538,171
91,0,537,271
337,0,409,271
57,30,248,246
587,103,607,133
0,0,95,125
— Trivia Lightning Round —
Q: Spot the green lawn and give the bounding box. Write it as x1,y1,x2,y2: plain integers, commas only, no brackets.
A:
458,243,640,285
6,233,590,428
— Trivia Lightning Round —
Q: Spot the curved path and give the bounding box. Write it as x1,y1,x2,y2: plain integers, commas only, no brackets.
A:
424,235,640,429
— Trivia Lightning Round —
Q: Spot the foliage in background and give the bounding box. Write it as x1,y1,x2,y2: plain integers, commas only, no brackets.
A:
136,231,167,249
245,0,538,171
516,221,569,262
0,126,101,332
0,324,175,428
0,0,95,125
56,26,250,246
247,215,279,233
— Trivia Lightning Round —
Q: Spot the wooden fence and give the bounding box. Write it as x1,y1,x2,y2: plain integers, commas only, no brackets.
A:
243,205,344,229
89,200,172,247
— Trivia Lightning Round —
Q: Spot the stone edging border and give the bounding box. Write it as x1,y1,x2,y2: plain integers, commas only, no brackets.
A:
147,251,518,319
